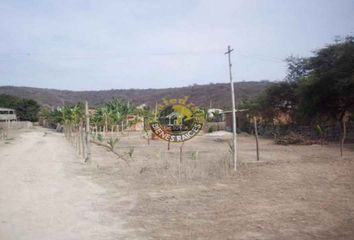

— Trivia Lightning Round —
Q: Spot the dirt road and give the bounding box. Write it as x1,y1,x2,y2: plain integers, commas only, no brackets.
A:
0,128,134,240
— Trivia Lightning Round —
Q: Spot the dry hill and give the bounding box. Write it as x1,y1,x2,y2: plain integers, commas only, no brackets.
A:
0,81,272,109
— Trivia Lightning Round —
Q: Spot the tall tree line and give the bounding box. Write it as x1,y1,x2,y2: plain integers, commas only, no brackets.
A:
242,36,354,151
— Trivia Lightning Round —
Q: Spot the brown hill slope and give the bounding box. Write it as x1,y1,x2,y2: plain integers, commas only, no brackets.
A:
0,81,272,109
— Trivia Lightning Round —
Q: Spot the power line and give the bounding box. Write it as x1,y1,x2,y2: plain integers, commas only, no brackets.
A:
236,52,284,63
0,50,285,63
0,50,222,59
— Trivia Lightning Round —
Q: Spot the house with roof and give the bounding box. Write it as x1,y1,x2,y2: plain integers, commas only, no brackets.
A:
0,107,17,122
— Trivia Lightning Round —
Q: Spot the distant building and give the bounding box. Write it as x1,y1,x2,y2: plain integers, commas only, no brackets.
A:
126,114,144,131
273,112,292,125
0,108,17,122
225,109,292,132
137,103,147,109
207,108,224,122
224,109,248,132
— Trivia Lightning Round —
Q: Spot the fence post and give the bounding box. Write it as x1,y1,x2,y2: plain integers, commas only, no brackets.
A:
78,126,82,156
84,101,91,162
81,123,86,159
254,116,260,161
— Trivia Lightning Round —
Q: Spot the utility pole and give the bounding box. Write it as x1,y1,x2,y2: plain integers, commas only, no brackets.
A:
225,45,237,171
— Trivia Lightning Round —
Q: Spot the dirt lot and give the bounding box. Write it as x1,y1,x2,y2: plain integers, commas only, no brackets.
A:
1,127,354,239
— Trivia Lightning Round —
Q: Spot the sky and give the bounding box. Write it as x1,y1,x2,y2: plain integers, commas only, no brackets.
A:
0,0,353,90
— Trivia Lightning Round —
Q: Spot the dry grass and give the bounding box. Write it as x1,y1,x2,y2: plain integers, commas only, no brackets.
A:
85,130,354,239
90,131,234,185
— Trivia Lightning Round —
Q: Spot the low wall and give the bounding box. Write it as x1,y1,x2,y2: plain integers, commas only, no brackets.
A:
0,121,33,129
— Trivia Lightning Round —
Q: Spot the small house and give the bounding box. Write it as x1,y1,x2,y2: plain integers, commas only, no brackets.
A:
0,108,17,122
224,109,248,132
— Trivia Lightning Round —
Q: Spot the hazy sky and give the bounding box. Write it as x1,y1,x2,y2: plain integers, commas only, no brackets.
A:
0,0,353,90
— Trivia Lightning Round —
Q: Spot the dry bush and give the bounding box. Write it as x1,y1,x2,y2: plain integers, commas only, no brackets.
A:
92,131,234,186
128,147,232,185
275,131,311,145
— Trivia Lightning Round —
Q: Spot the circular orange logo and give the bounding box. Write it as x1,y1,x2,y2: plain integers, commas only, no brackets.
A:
150,96,203,142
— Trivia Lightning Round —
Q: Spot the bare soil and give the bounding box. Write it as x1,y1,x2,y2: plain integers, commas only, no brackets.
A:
1,127,354,239
0,127,137,240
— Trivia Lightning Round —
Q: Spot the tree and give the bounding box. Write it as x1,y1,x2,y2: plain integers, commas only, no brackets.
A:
15,99,41,121
0,94,20,108
285,56,309,82
242,81,297,125
297,36,354,156
0,94,40,122
92,98,141,131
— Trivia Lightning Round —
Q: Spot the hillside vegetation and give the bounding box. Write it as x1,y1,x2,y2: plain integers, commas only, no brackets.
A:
0,81,272,109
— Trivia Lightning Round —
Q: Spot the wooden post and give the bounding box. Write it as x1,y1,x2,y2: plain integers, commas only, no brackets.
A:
84,101,91,162
154,102,158,121
340,112,348,158
77,125,85,158
179,142,184,163
94,125,97,139
80,124,85,158
253,116,259,161
147,131,150,145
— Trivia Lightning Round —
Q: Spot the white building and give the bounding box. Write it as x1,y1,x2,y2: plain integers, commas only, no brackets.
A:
0,108,17,121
